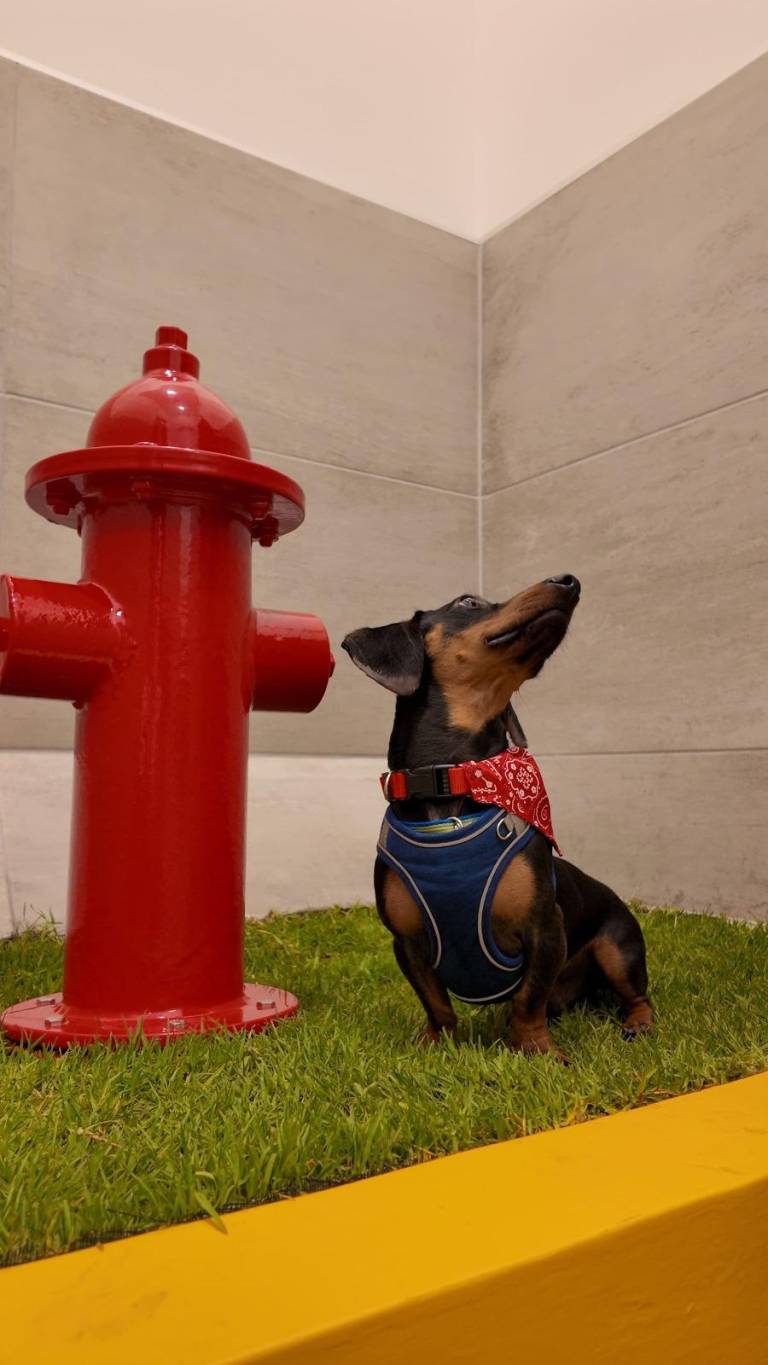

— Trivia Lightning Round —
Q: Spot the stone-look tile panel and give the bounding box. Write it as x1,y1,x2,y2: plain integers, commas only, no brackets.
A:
2,749,762,934
0,396,82,748
0,396,85,583
249,452,478,755
245,756,384,915
7,62,477,493
483,52,768,492
541,750,767,920
483,396,767,755
0,61,17,391
0,752,386,933
0,397,477,752
0,748,72,932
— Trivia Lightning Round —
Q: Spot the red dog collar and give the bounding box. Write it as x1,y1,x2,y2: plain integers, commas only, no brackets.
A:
381,747,561,853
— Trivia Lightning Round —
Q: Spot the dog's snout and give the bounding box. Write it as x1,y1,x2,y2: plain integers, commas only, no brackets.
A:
545,573,580,595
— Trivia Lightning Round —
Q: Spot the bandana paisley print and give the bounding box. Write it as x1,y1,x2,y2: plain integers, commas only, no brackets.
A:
459,748,561,854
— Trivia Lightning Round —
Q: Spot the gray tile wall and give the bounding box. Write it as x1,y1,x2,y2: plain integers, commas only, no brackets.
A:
0,59,480,757
2,52,765,919
482,53,768,918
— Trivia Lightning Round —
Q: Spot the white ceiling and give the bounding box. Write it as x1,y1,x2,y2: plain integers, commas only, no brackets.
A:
2,0,768,239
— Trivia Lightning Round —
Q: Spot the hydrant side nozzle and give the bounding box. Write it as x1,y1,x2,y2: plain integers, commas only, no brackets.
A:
250,609,334,713
0,577,124,703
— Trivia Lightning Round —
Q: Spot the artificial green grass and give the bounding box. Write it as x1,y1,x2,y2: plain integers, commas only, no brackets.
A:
1,904,767,1267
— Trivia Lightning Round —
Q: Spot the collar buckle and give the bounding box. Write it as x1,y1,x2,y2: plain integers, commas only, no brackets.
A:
404,765,454,799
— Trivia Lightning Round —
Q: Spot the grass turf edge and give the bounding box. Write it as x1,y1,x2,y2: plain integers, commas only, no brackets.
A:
1,902,766,1267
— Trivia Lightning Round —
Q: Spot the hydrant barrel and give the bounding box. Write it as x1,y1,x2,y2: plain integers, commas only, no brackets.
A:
64,497,252,1014
0,327,332,1045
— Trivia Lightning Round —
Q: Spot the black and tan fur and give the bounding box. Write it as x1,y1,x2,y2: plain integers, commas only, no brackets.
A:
342,575,652,1060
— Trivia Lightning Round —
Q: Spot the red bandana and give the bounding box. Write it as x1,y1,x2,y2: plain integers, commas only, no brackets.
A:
457,748,561,854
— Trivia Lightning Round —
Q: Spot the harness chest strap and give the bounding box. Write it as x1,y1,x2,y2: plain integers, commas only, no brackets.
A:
377,806,531,1004
380,746,562,855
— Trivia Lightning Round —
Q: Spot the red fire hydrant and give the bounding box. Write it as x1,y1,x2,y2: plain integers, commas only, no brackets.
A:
0,327,333,1045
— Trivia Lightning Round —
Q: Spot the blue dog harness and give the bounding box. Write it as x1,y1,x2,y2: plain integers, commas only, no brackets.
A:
377,806,539,1004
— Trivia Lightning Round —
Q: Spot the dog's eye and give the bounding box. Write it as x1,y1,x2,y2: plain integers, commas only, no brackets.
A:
455,596,481,609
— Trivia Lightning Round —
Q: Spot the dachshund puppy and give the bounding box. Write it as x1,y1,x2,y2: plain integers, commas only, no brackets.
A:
343,575,652,1058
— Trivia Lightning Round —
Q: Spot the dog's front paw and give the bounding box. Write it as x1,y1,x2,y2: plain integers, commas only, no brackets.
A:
621,999,654,1040
506,1026,568,1064
416,1023,456,1047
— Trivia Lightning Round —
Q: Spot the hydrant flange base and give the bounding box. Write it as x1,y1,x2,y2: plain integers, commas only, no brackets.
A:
0,983,298,1047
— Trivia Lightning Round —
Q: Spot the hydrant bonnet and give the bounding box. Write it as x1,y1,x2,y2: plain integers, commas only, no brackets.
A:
87,326,252,460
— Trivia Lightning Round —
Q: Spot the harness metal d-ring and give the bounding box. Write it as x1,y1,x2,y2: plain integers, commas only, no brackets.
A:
496,815,515,840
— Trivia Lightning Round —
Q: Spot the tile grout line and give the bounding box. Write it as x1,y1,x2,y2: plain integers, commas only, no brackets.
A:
476,241,484,594
2,391,477,500
483,384,768,500
2,747,766,760
1,66,19,398
251,444,476,499
3,391,95,417
536,747,768,758
0,785,17,933
259,747,768,759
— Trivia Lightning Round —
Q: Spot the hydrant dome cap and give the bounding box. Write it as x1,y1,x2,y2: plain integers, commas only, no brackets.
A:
86,326,252,460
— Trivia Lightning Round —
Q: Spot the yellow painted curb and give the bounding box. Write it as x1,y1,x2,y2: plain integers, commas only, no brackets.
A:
2,1072,768,1363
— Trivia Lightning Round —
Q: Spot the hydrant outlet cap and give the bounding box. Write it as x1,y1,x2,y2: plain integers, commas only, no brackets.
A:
86,325,252,460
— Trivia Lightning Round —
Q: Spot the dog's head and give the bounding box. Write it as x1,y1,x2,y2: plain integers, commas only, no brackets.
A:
342,574,580,732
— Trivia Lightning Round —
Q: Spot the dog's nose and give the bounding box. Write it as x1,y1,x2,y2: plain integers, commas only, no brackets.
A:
545,573,580,595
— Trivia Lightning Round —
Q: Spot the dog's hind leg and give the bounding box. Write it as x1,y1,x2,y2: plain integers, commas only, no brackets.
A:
591,906,653,1038
547,942,593,1017
554,859,653,1038
505,907,568,1060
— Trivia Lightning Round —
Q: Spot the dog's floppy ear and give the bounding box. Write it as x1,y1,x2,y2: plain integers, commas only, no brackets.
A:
341,616,425,696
